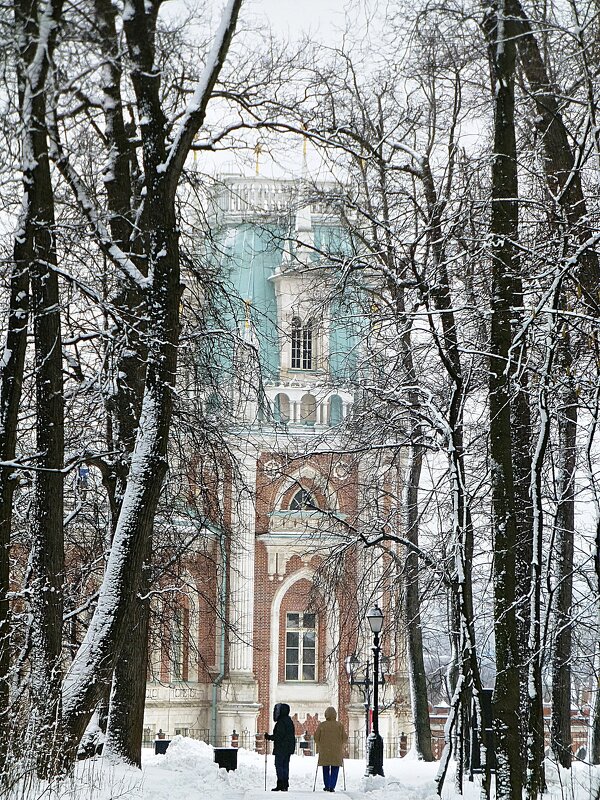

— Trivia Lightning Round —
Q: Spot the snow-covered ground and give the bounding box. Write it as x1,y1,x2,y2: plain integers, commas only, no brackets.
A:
7,736,600,800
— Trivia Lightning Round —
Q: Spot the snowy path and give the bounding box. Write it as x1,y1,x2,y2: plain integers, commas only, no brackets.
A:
245,793,352,798
9,736,600,800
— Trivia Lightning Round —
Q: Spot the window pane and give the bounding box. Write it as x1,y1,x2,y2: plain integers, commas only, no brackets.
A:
290,489,314,511
285,610,318,682
291,318,302,369
303,320,313,369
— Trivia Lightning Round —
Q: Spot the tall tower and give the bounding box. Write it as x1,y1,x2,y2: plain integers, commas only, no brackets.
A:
212,174,360,740
143,174,411,753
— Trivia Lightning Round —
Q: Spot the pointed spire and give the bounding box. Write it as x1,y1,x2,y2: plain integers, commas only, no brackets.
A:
295,131,314,255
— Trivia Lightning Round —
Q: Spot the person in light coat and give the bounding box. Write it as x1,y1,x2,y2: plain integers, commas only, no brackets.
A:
313,707,348,792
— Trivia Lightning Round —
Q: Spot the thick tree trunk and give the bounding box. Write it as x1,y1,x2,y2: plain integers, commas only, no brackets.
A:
27,112,65,783
507,1,594,781
550,337,577,769
104,537,152,765
0,247,29,776
484,3,522,797
61,225,180,760
12,0,66,778
403,437,434,761
92,0,149,762
512,335,533,784
48,0,241,768
508,0,600,314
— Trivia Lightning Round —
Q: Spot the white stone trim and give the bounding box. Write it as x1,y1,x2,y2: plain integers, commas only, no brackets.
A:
269,569,339,717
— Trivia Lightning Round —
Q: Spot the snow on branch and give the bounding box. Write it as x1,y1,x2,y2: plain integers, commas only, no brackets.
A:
435,674,464,795
48,117,149,291
164,0,243,202
24,0,64,96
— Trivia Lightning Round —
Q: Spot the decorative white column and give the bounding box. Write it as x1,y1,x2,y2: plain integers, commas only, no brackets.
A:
217,445,260,743
228,447,257,674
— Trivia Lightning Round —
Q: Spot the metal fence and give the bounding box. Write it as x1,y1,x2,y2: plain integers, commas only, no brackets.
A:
349,731,413,760
144,721,591,763
143,728,264,751
144,726,415,760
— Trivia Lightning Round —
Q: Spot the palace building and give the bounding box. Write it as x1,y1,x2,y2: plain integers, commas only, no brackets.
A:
143,174,412,754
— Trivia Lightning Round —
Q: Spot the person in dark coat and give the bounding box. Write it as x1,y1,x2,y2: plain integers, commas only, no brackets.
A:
265,703,296,791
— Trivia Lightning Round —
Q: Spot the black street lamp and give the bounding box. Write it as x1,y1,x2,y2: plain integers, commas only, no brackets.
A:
345,605,386,778
365,605,385,777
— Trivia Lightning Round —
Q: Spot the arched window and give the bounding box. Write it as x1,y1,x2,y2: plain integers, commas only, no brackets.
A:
328,394,343,426
290,488,315,511
300,393,317,425
291,317,314,370
285,612,317,681
273,392,290,423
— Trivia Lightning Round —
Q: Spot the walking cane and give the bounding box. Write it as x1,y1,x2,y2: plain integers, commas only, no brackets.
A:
313,760,318,792
342,759,346,791
264,737,268,792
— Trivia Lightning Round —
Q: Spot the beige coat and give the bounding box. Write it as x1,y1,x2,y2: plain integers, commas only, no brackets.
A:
314,707,348,766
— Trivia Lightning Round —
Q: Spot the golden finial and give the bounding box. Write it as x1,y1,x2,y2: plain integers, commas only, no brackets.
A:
301,123,308,162
253,142,263,175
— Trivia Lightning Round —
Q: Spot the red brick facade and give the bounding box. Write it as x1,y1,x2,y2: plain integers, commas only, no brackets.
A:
253,450,360,737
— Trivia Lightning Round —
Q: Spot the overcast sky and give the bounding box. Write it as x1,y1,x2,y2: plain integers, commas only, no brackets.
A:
246,0,349,41
188,0,362,180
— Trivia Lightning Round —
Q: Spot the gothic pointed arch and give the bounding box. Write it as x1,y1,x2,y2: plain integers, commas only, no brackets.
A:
274,464,338,513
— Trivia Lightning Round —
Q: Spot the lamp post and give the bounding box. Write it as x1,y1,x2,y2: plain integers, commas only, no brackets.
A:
345,605,386,777
345,653,372,738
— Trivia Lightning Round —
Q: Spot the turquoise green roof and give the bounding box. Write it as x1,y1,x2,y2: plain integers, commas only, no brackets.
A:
208,220,361,384
329,296,360,381
219,223,282,380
